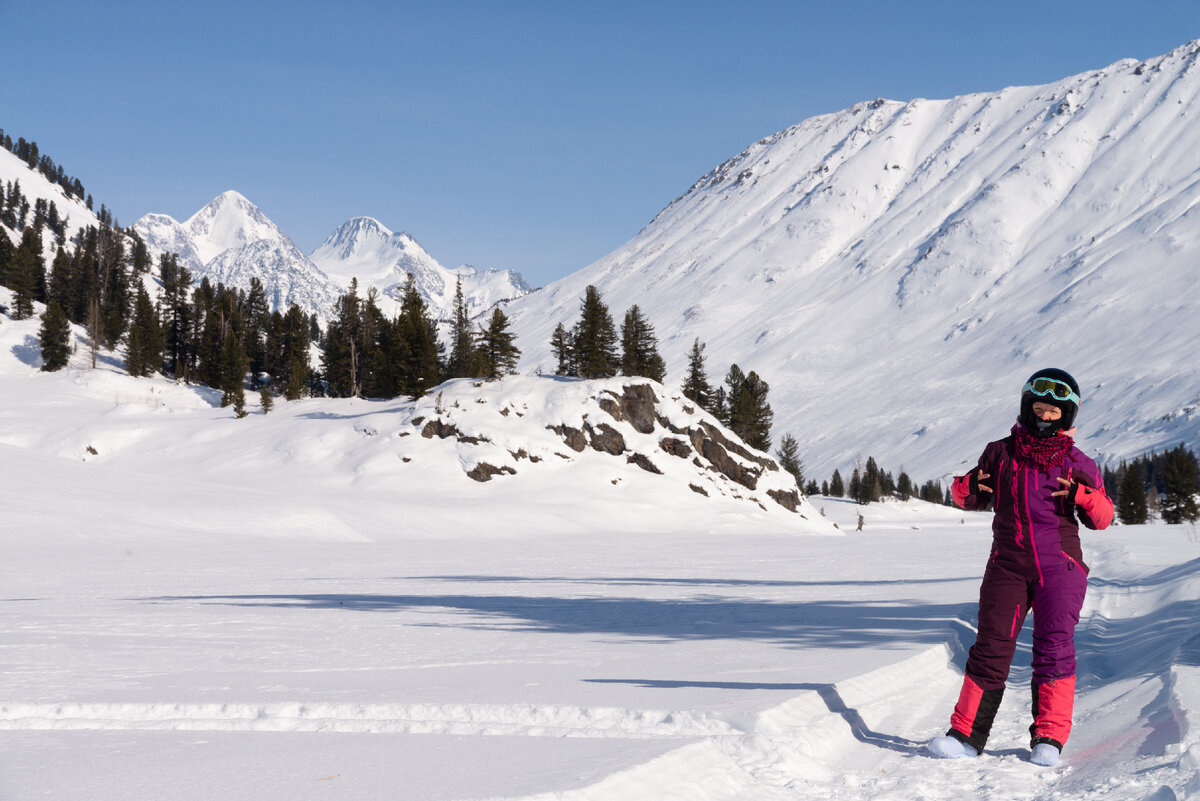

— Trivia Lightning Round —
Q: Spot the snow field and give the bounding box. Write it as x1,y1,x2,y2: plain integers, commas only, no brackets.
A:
5,295,1200,799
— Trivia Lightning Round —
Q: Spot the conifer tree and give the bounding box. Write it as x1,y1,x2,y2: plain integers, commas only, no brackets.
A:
395,274,443,398
276,304,312,400
85,295,104,368
478,307,521,379
159,253,194,380
445,279,479,379
260,388,274,414
244,277,270,387
681,338,712,412
1117,466,1148,525
8,227,41,319
829,469,845,498
38,300,71,371
849,468,863,505
725,366,773,451
721,364,745,428
572,285,618,379
1161,446,1200,524
897,472,914,501
619,304,666,382
322,279,363,397
0,232,13,289
861,456,881,503
219,330,248,411
125,285,164,377
46,247,70,313
550,322,574,376
775,433,805,488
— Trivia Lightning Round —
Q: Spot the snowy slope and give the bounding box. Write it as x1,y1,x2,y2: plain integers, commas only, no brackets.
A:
311,216,534,320
0,147,100,260
505,41,1200,483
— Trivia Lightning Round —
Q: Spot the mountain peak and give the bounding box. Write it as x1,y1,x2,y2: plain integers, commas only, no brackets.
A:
183,191,289,264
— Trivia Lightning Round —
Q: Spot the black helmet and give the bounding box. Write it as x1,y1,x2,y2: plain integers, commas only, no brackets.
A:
1019,368,1081,437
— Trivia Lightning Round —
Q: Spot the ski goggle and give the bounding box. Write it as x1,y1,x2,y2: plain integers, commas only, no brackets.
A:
1024,377,1080,406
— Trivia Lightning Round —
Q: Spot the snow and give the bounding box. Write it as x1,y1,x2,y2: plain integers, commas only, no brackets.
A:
4,293,1200,800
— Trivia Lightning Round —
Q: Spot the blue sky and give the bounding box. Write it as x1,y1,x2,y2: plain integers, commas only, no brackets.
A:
3,1,1199,286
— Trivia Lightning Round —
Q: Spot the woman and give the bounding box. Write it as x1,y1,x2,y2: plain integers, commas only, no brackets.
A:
929,368,1114,767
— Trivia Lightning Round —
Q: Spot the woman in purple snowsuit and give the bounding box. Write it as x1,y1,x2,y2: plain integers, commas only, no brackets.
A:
929,369,1114,767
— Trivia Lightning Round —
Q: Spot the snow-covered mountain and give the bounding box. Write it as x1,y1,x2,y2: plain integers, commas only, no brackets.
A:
132,191,340,318
310,216,533,319
133,196,532,322
506,40,1200,483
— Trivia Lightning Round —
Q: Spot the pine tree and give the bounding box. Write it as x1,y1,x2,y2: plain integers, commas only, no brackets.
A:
395,274,443,398
1161,446,1200,524
125,285,164,377
322,279,363,397
849,468,863,505
829,469,845,498
159,253,194,380
446,279,479,379
897,472,914,501
861,456,881,503
619,304,666,382
38,300,71,371
85,295,104,368
478,307,521,379
275,304,312,400
681,338,712,412
260,388,274,414
573,285,618,379
0,231,13,289
550,322,574,376
725,367,772,451
244,277,271,388
219,330,248,411
8,227,41,319
1117,466,1149,525
775,434,804,488
721,364,745,428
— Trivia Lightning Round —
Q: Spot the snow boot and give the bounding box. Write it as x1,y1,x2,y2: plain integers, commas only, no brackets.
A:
928,735,979,759
1031,742,1061,767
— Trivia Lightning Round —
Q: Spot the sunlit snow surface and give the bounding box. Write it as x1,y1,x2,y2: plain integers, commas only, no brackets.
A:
3,295,1200,800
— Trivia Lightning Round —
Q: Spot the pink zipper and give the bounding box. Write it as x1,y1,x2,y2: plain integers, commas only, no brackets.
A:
1010,604,1022,639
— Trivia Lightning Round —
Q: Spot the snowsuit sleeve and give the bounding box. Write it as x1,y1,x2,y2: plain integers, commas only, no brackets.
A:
952,442,1000,512
1071,464,1114,530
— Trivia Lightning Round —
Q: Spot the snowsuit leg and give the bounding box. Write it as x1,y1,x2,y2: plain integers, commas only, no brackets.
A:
1028,558,1087,749
948,559,1034,751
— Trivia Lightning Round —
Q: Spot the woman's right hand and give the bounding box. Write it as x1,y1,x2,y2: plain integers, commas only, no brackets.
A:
970,471,992,495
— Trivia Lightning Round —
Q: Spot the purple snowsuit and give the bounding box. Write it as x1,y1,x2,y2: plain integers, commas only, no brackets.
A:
945,425,1114,752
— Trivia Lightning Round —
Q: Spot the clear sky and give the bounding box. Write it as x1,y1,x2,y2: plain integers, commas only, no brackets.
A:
3,1,1199,287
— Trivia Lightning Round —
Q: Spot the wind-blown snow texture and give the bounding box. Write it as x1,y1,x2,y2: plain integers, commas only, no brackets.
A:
3,292,1200,801
505,41,1200,482
132,196,532,323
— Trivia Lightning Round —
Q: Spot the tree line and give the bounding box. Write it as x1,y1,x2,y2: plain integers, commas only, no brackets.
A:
1105,446,1200,524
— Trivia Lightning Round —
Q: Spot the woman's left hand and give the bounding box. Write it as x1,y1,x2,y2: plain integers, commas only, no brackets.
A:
1052,477,1078,502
